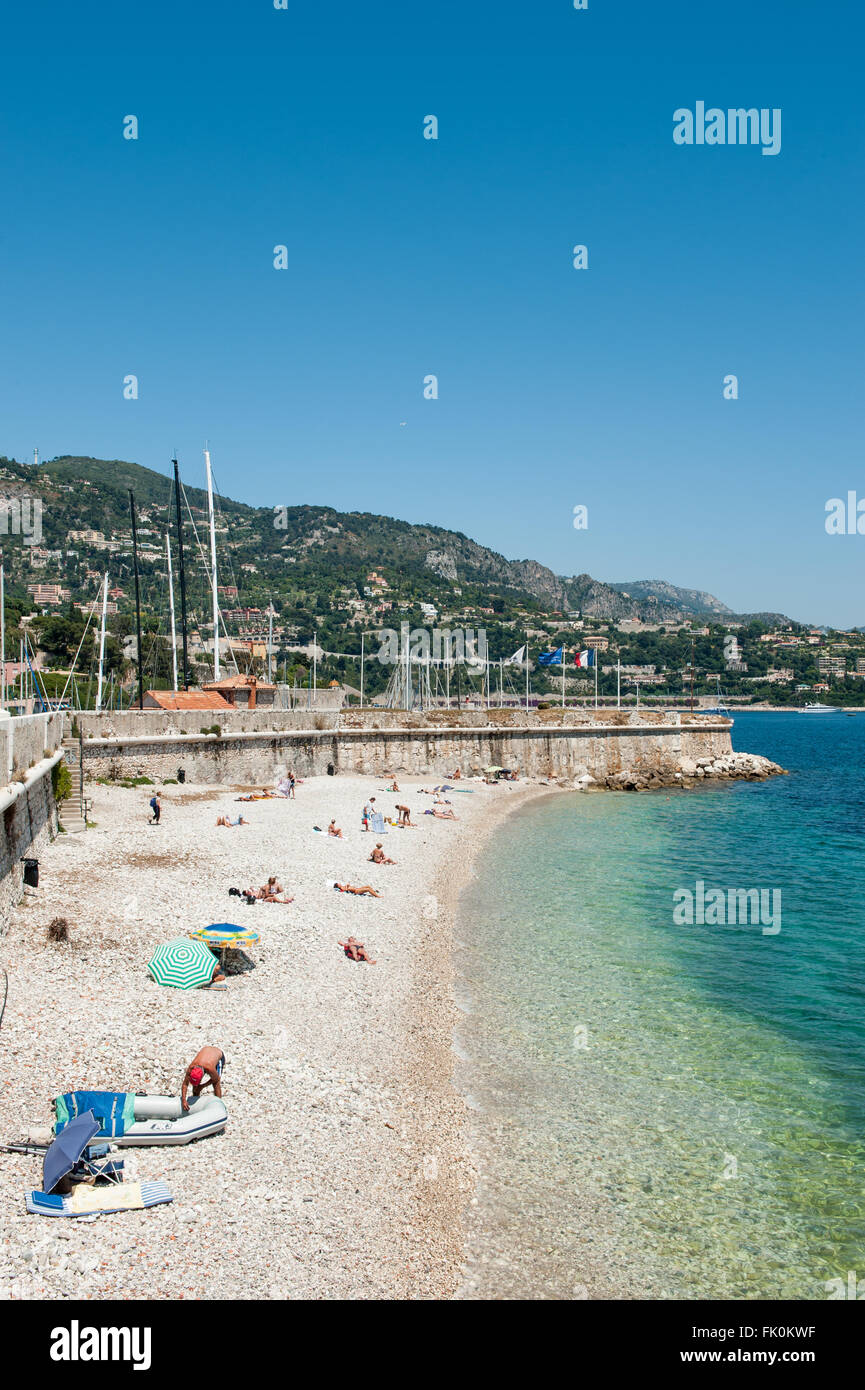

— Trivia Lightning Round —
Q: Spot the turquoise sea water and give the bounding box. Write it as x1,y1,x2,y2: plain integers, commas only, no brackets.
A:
454,713,865,1299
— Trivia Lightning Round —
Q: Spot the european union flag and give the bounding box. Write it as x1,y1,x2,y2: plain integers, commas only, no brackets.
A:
537,647,563,666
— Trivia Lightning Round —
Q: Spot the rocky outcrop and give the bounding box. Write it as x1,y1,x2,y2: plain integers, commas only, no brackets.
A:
589,750,787,791
424,549,459,583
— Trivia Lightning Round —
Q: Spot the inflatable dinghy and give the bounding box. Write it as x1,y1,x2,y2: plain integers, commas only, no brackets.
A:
53,1090,227,1146
116,1095,228,1146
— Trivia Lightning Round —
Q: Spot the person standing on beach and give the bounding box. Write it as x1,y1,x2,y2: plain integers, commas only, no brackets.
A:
181,1045,225,1111
362,796,376,831
288,770,296,798
149,794,161,825
395,803,414,827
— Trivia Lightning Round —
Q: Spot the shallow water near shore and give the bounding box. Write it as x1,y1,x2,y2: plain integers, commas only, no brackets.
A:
454,713,865,1299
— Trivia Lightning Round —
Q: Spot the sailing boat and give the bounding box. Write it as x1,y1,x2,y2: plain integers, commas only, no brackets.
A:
703,676,733,721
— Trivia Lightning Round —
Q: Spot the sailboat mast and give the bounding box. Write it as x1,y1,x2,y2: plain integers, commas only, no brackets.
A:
1,558,5,711
129,490,144,710
204,448,220,681
172,458,189,690
166,532,178,692
95,572,109,711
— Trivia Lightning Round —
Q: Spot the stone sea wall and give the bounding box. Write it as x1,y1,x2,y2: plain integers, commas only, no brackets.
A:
0,750,64,934
76,708,783,788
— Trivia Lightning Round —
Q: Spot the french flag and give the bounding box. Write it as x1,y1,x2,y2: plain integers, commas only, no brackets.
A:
574,649,595,668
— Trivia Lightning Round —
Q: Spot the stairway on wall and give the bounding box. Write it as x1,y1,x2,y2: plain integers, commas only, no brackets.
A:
57,740,86,833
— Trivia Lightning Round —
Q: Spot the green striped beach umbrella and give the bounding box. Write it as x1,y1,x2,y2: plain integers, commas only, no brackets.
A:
147,936,219,991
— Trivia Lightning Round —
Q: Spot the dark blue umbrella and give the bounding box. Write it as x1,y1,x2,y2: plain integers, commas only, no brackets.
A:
42,1109,99,1194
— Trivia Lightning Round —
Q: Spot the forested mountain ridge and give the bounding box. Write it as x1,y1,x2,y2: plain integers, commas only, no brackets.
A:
0,453,790,625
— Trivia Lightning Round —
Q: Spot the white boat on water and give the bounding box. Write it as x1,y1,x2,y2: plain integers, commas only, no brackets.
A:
798,702,839,712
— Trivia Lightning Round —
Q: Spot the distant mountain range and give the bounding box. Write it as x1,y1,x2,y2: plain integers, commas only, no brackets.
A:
0,453,795,627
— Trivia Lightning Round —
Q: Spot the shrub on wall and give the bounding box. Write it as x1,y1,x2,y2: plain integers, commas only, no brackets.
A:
52,761,72,802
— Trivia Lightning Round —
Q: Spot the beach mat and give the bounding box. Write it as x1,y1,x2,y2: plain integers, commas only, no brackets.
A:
26,1181,173,1217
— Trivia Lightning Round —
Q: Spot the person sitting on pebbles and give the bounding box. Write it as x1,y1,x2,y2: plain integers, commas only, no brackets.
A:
338,936,376,963
369,843,396,865
327,819,344,838
251,875,293,903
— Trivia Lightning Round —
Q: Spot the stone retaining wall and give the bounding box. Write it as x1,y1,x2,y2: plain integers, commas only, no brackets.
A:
80,717,735,787
0,754,63,935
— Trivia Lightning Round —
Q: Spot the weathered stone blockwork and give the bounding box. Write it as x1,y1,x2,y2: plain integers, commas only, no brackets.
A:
76,708,771,788
0,760,61,935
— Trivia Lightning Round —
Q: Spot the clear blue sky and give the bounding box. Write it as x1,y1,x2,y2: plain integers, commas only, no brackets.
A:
1,2,862,626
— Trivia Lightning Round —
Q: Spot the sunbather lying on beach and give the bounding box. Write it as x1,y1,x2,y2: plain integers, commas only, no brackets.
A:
216,815,247,827
333,882,381,897
369,843,396,864
338,936,377,963
425,807,459,819
235,790,277,802
328,819,344,838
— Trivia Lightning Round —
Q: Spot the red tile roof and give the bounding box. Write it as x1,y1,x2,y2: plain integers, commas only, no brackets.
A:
143,690,232,711
203,674,276,691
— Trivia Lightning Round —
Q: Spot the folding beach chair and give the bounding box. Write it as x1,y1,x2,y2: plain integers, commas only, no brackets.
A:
70,1143,125,1185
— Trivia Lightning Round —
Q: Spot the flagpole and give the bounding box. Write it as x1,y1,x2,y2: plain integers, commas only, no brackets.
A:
360,631,365,708
499,657,503,708
595,651,598,709
561,647,565,708
617,656,621,709
525,630,529,712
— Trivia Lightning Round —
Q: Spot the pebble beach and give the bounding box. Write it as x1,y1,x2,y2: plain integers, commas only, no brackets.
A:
0,771,554,1301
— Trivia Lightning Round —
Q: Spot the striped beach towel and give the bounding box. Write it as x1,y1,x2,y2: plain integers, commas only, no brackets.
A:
25,1181,173,1218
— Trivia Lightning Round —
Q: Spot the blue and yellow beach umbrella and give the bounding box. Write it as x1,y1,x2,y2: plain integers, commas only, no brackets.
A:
191,924,260,950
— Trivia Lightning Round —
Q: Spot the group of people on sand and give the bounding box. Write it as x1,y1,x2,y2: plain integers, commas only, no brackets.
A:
251,875,293,903
237,770,298,802
229,875,293,906
360,796,415,830
207,770,465,972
